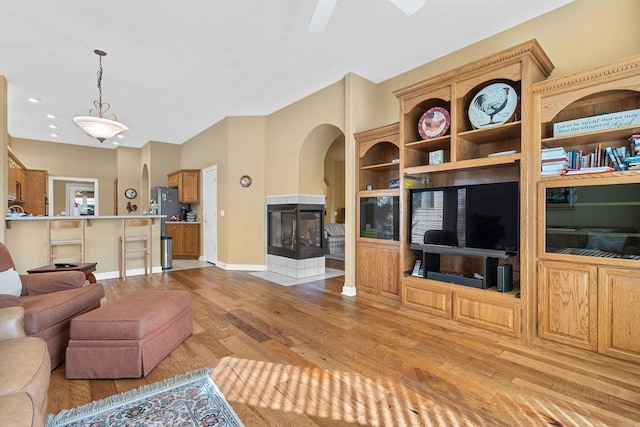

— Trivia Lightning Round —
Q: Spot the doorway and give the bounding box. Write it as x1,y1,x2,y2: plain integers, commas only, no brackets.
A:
203,165,218,264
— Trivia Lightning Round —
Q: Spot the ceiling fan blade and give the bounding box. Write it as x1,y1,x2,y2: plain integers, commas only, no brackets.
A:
389,0,425,16
308,0,338,32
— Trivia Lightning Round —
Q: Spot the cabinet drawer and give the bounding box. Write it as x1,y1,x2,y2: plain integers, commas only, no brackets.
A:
453,292,520,337
402,278,451,318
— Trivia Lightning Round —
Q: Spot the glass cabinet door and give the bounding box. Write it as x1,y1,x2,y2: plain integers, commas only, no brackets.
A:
545,183,640,259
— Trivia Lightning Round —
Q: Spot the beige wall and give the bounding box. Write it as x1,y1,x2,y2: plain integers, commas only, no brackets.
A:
116,146,142,215
324,136,345,224
267,79,346,195
179,117,231,262
12,138,117,217
226,116,266,265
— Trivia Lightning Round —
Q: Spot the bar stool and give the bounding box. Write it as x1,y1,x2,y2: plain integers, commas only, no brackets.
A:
120,218,152,281
47,219,85,264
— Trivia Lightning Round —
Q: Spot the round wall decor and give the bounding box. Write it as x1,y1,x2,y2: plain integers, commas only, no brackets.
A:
239,175,252,187
468,82,518,129
418,107,450,140
124,188,137,199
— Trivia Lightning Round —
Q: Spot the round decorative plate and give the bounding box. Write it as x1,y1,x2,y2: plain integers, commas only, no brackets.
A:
468,82,518,129
418,107,450,140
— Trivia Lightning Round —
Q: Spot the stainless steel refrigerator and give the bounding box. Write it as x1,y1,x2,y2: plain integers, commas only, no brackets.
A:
153,187,189,236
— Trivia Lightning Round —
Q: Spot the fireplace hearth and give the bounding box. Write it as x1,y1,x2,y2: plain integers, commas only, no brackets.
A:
268,203,324,260
266,195,326,279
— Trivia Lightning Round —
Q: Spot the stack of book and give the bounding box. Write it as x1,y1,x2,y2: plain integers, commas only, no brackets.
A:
624,155,640,170
541,147,569,176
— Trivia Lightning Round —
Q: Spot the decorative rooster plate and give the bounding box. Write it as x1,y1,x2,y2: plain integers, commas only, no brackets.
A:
468,83,518,129
418,107,450,139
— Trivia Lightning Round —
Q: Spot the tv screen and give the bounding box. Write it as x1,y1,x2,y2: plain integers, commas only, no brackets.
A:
410,182,519,252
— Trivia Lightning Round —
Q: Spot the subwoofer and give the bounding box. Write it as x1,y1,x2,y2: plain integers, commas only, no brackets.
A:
497,264,513,292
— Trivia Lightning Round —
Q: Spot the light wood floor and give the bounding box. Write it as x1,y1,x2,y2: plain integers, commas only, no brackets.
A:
48,260,640,426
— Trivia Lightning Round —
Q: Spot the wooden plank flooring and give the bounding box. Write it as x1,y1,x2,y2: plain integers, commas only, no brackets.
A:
48,260,640,426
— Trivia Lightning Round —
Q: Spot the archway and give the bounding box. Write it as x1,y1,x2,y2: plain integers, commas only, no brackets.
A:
298,124,346,257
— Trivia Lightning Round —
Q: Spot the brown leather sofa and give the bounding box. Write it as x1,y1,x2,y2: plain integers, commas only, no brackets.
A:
0,243,105,368
0,306,50,427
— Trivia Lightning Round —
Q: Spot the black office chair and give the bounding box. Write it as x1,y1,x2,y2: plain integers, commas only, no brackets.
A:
424,229,458,246
422,230,458,275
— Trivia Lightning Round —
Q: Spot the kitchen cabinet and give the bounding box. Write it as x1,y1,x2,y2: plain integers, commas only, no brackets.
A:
167,169,200,204
24,169,48,216
8,152,26,204
166,222,200,259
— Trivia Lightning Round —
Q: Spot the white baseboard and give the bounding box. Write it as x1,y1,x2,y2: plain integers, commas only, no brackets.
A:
215,261,267,271
342,285,356,297
93,266,163,281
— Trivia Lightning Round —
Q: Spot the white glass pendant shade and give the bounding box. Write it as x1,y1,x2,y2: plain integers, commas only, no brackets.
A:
73,115,128,142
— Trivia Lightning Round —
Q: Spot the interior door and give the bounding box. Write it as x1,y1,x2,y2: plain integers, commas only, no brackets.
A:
203,165,218,264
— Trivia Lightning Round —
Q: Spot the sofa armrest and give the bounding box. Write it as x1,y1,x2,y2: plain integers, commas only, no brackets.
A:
0,294,22,309
19,271,86,296
0,306,27,340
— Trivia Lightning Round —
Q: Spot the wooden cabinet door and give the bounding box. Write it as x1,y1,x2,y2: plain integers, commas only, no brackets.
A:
538,261,598,351
180,171,199,203
598,267,640,363
356,244,378,293
24,170,48,216
167,172,179,188
379,247,399,297
165,223,183,257
182,224,200,258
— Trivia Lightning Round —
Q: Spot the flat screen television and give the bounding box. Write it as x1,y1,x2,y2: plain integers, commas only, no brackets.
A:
410,181,519,252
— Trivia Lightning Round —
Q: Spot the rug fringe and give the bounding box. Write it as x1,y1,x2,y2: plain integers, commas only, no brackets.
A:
45,367,213,427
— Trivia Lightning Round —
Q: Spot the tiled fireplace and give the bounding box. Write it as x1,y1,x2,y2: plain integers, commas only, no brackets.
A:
266,194,325,279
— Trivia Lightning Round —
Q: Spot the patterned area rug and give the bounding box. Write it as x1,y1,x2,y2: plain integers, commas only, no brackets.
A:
45,368,244,427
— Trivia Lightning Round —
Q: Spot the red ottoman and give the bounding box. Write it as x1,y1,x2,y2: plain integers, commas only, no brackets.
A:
65,290,192,379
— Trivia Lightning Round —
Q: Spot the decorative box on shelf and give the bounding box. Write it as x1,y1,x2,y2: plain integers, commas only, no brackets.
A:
429,149,444,165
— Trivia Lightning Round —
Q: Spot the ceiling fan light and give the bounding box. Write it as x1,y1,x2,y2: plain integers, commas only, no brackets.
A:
308,0,337,32
389,0,426,16
73,115,128,143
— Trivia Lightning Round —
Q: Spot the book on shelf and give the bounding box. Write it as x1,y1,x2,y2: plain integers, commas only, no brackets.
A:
541,147,568,160
541,160,570,171
540,169,564,177
561,166,614,175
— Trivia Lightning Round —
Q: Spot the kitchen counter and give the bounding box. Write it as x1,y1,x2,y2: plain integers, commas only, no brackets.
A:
5,215,165,221
5,215,165,277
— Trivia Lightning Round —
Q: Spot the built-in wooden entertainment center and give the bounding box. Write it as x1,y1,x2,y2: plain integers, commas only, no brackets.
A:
355,40,640,363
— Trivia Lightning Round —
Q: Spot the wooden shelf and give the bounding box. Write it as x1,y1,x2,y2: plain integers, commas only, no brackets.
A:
404,153,520,175
458,121,521,144
540,169,640,184
358,188,400,197
405,135,451,152
360,162,399,172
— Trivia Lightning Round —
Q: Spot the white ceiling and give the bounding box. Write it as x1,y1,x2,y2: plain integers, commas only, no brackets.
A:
0,0,573,150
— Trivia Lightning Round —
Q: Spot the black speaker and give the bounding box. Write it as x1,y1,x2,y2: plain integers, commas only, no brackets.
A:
497,264,513,292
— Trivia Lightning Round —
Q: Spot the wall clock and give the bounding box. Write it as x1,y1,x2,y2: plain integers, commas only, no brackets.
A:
239,175,252,188
125,188,137,199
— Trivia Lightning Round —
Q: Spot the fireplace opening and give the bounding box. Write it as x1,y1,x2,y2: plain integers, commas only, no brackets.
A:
268,204,324,260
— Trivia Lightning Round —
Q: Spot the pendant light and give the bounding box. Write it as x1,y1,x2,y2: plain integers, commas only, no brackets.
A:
73,49,128,143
